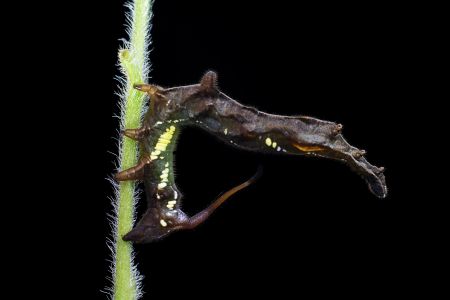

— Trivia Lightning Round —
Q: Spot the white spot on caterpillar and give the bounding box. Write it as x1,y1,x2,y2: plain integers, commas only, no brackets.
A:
158,182,167,189
265,137,272,147
277,146,281,152
165,162,169,167
173,190,178,199
272,142,277,148
167,199,177,210
155,121,163,125
224,128,228,135
160,219,167,227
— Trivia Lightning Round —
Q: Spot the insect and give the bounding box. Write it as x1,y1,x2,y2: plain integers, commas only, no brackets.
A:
115,71,387,243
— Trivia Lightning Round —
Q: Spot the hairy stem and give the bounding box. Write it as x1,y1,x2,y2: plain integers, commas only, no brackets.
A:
111,0,153,299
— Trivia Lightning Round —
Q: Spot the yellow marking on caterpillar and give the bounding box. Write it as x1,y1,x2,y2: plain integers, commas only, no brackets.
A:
167,200,177,209
265,137,272,146
159,167,169,183
292,143,324,152
155,143,168,151
158,182,167,189
150,149,161,160
154,126,177,152
160,219,167,227
272,142,277,148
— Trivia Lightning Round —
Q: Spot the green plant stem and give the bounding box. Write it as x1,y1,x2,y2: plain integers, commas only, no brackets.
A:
113,0,153,299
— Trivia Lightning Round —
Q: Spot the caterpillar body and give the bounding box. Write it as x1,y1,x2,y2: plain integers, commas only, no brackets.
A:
115,71,387,243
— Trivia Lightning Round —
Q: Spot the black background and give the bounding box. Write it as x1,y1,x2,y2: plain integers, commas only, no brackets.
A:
23,0,440,298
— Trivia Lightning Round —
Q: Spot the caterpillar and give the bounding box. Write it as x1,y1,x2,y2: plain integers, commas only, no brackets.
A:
115,71,387,244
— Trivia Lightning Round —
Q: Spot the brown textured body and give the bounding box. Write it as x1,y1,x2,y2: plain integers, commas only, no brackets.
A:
116,71,387,243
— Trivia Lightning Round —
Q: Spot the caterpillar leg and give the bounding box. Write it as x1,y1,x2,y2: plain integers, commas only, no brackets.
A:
133,83,161,94
115,156,152,181
134,83,170,106
122,126,149,141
